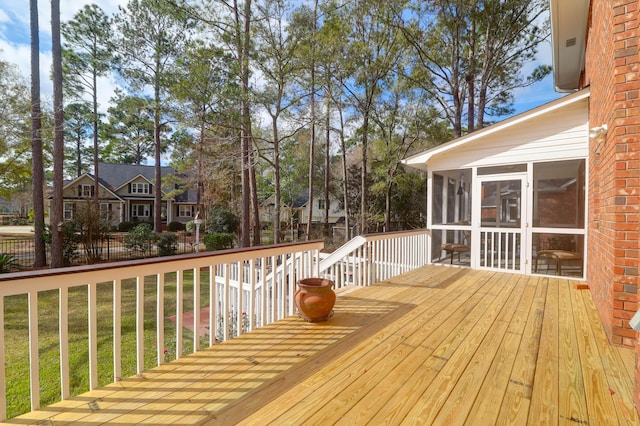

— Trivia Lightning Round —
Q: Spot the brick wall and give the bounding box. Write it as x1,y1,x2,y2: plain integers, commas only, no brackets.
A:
582,0,640,414
584,0,639,347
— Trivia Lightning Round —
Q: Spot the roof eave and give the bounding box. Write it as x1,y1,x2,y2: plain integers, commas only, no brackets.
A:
550,0,590,93
403,88,590,169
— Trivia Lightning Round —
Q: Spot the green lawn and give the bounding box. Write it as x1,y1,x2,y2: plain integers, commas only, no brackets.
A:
4,269,211,419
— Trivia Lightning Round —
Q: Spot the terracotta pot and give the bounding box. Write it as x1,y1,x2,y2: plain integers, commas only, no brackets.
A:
295,278,336,322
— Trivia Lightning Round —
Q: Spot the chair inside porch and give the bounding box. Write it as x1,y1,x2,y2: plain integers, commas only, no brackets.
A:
11,266,637,425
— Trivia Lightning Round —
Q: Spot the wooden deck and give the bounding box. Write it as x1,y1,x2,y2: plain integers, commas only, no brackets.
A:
9,266,639,425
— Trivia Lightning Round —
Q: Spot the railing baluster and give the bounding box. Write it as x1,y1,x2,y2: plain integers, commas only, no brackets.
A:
209,265,215,347
193,268,200,352
237,261,244,335
59,287,69,399
0,296,6,421
287,256,294,317
0,240,331,418
28,291,39,411
176,271,184,357
223,263,230,342
270,255,276,324
136,276,144,374
113,279,122,381
88,282,98,390
249,258,255,332
157,273,165,365
261,258,267,328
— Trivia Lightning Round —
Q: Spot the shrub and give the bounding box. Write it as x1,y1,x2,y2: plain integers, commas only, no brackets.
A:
43,222,80,266
0,254,19,273
168,221,186,232
124,223,158,257
206,208,240,234
158,232,178,256
203,233,235,251
117,221,136,232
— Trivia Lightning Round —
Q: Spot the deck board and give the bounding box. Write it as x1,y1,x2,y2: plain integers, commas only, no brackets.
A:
8,265,639,425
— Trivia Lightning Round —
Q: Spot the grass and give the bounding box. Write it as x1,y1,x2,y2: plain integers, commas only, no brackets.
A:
4,269,211,419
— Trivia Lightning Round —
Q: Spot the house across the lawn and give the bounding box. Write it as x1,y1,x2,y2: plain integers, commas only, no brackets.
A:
48,163,198,227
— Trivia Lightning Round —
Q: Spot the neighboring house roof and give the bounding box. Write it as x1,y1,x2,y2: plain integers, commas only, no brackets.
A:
292,194,309,209
550,0,589,92
99,162,174,191
99,163,197,204
50,173,123,201
403,88,590,170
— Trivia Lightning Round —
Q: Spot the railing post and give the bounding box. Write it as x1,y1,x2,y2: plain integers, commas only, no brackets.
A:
208,265,215,347
223,263,230,342
88,282,98,390
59,287,69,399
0,296,6,421
157,273,165,364
193,268,200,351
28,291,40,411
176,271,184,358
136,276,145,374
237,261,243,335
114,279,122,381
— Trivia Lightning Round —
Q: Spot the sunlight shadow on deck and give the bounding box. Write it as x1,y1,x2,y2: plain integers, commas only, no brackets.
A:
8,291,415,425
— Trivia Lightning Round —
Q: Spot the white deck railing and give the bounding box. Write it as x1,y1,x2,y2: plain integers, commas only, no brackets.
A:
318,229,430,288
0,229,430,420
0,241,322,420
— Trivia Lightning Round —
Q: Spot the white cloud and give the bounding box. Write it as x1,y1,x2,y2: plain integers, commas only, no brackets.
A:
0,1,129,112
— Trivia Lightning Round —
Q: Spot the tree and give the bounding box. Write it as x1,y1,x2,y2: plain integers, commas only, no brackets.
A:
170,41,236,218
102,93,158,164
50,0,65,268
64,102,92,177
336,0,407,234
253,0,308,244
62,4,112,206
0,60,32,200
114,0,194,232
30,0,46,268
401,0,550,136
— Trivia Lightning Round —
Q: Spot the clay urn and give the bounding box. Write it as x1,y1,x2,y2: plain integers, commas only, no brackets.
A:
294,278,336,322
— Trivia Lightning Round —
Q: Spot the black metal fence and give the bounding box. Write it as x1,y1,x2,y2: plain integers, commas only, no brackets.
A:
0,233,200,271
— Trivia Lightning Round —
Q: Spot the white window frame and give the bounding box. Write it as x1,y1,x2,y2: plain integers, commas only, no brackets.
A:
81,184,93,198
132,204,150,217
178,205,193,217
100,203,112,220
64,202,73,220
132,183,150,194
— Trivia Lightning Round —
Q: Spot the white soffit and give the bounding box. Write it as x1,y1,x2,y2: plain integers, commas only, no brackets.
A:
550,0,590,92
403,88,590,170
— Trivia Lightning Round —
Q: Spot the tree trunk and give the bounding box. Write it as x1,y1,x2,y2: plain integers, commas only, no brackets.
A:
360,112,369,235
467,6,476,133
239,0,252,247
273,115,281,245
153,84,162,233
306,0,318,241
92,68,100,209
50,0,64,268
324,88,330,238
30,0,46,268
249,138,261,245
337,97,349,243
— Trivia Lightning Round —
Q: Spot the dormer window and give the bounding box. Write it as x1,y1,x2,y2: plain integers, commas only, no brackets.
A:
131,183,150,194
77,184,95,198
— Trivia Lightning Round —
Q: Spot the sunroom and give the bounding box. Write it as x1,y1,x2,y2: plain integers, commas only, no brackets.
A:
405,89,590,278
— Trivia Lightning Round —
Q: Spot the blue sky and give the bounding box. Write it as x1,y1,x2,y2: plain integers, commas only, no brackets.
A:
0,0,563,120
0,0,126,107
